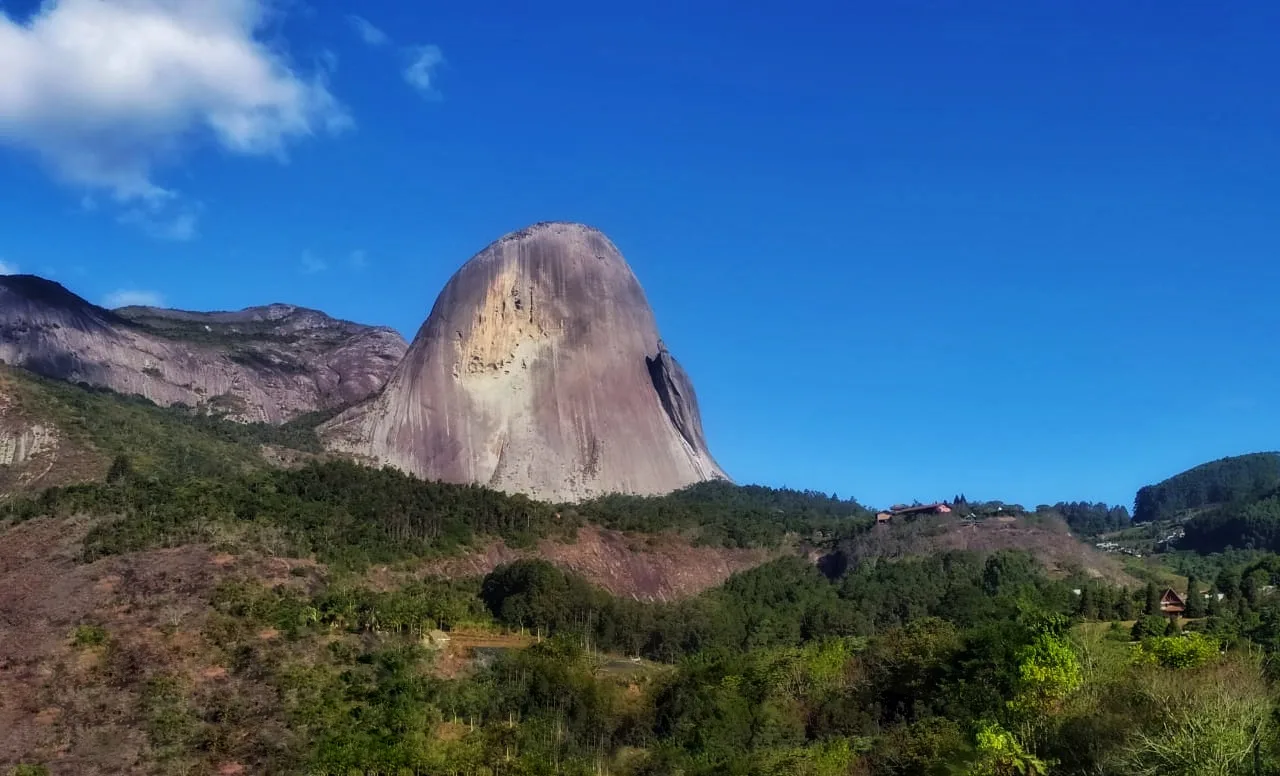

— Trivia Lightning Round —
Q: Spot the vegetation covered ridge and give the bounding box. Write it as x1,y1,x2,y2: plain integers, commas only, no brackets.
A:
13,531,1278,776
1,455,880,568
1135,452,1280,523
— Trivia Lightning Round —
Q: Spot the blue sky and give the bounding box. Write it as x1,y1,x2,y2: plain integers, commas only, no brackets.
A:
2,0,1278,510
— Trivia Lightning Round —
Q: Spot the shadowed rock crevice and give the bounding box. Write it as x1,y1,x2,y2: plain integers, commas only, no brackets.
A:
323,221,728,501
646,341,712,456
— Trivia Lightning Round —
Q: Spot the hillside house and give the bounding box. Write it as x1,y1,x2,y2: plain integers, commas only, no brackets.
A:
1160,589,1187,617
890,503,953,517
877,503,953,525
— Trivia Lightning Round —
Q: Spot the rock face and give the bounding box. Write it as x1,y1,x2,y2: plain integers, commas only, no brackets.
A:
0,275,407,423
0,372,97,494
323,222,727,501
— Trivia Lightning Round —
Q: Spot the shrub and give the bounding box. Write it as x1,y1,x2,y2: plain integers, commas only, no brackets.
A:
72,624,108,647
1130,615,1168,641
1132,632,1221,670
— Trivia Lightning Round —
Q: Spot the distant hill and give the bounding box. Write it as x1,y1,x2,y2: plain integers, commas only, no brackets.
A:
1180,492,1280,554
1128,452,1280,554
0,274,406,423
1134,452,1280,523
5,221,730,504
832,513,1139,587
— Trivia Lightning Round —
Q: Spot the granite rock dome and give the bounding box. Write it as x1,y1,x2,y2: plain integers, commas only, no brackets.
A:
322,222,727,501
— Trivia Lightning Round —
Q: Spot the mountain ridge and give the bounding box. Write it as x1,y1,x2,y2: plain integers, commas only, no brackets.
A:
0,274,407,423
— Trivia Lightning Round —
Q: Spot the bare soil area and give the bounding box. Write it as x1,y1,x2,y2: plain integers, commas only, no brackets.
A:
0,516,287,774
406,524,774,602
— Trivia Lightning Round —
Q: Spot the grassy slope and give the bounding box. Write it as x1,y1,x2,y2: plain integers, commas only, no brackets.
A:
0,364,326,494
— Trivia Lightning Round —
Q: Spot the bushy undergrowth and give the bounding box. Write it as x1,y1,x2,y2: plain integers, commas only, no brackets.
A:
166,547,1280,776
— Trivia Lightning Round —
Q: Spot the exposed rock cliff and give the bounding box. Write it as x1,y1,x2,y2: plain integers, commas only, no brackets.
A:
0,372,101,493
0,275,407,423
323,221,727,501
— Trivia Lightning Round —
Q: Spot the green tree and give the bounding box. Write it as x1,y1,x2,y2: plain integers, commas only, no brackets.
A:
1131,616,1167,641
1008,632,1082,717
1132,632,1219,670
106,453,133,484
967,723,1050,776
1077,587,1097,620
1208,587,1222,616
1185,575,1206,618
1217,568,1242,600
1144,583,1161,616
983,552,1037,597
1117,592,1136,621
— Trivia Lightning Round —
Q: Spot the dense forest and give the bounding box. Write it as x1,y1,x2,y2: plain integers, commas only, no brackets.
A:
570,481,873,548
1126,452,1280,556
0,457,879,569
1181,493,1280,554
1039,502,1131,536
1134,452,1280,523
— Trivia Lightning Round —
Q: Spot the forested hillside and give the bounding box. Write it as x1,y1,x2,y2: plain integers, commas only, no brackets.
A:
7,503,1278,776
6,369,1280,774
1180,493,1280,554
1134,452,1280,523
0,364,331,490
1127,452,1280,555
1041,501,1131,536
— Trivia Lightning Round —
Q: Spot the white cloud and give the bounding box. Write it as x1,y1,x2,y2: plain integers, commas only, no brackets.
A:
0,260,18,275
104,289,166,308
349,249,368,270
404,46,445,96
118,200,202,241
0,0,351,208
301,251,327,274
347,14,389,47
342,16,442,99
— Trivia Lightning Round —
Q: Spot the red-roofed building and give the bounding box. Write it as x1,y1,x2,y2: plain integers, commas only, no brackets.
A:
877,503,953,524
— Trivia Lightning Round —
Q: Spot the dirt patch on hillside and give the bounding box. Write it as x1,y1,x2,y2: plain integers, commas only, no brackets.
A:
407,525,774,601
0,516,773,770
841,516,1141,587
0,516,277,773
430,629,535,679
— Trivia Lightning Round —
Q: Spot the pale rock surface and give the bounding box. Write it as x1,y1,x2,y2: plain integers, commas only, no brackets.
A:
322,222,728,501
0,380,67,490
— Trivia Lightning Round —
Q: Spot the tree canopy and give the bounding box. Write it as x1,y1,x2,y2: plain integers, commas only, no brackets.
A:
1134,453,1280,523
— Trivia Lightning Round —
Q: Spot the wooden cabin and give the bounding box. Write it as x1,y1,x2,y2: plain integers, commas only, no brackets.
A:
1160,588,1187,616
